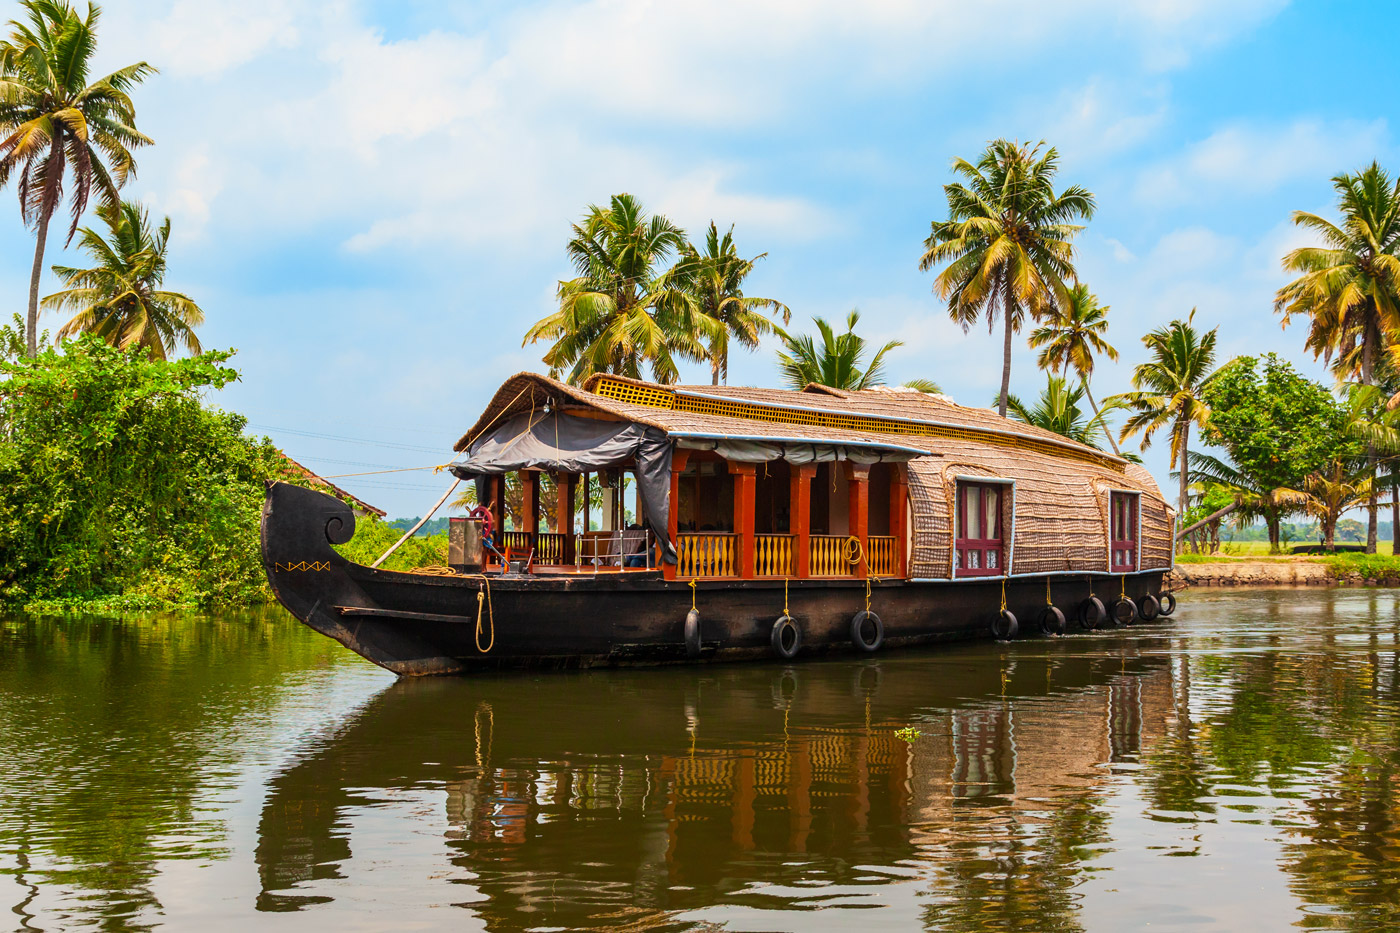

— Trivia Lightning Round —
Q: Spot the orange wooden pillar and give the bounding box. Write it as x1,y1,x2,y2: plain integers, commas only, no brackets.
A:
890,465,908,578
845,463,870,578
663,450,690,581
730,461,757,579
521,471,540,540
791,464,815,579
491,475,507,533
555,472,576,563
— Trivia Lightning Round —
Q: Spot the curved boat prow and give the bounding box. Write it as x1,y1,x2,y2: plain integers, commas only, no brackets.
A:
260,481,468,676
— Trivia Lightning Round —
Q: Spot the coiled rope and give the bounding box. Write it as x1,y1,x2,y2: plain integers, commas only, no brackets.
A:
473,577,495,653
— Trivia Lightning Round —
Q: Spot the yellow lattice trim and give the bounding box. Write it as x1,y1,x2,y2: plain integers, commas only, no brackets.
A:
594,379,676,409
592,376,1123,471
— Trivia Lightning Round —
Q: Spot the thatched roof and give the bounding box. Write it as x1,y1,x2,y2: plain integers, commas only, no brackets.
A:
454,372,1124,470
452,372,1173,577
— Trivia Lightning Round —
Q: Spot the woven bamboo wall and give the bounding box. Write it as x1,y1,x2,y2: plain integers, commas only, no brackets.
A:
907,459,952,577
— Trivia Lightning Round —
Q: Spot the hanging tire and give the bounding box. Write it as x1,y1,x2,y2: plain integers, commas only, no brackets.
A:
1159,592,1177,616
991,608,1018,641
1078,596,1106,631
1038,605,1066,636
851,610,883,652
684,608,702,658
771,615,802,660
1137,593,1161,621
1110,597,1137,627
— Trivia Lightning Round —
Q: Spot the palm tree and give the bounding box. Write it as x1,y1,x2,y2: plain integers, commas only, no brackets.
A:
523,193,702,385
674,222,789,385
919,139,1095,417
1276,162,1400,553
0,0,155,358
43,199,203,358
1277,459,1375,552
1028,283,1121,453
776,310,940,393
1111,311,1219,521
1187,451,1298,552
1003,375,1106,448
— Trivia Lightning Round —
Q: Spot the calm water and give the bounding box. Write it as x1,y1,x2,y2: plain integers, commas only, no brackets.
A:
3,590,1400,931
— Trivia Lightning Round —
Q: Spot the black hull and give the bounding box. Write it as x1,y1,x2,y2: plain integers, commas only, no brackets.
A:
261,482,1168,676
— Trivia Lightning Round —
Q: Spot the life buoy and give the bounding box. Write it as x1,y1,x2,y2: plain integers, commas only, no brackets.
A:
1110,597,1137,627
1038,605,1066,636
467,505,494,539
684,608,702,658
1137,593,1161,621
1078,596,1106,630
1159,592,1177,616
771,615,802,659
992,608,1018,641
851,610,883,652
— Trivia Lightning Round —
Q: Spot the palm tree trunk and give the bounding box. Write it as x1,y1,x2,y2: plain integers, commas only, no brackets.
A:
1363,321,1378,554
1392,475,1399,555
711,355,721,386
25,204,53,358
1266,512,1280,553
1080,379,1122,456
1178,420,1190,526
998,291,1013,418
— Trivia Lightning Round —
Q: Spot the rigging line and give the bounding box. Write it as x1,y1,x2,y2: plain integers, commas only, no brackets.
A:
316,465,447,479
248,423,444,453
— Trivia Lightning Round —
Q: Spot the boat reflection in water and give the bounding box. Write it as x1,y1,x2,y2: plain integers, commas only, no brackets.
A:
255,638,1177,930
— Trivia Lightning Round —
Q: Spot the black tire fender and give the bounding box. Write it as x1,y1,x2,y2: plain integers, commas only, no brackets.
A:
850,610,883,652
1159,592,1177,616
1110,597,1137,627
771,615,802,660
1079,596,1106,630
1137,593,1161,621
992,608,1018,641
684,608,701,658
1038,605,1066,636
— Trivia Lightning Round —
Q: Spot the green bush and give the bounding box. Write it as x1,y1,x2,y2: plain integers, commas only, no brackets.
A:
0,335,298,609
332,519,449,572
1321,553,1400,582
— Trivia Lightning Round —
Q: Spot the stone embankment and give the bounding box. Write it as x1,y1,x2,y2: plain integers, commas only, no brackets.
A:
1174,559,1397,587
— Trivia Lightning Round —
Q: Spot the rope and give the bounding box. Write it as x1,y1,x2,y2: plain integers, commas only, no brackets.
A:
319,464,450,479
1046,576,1052,606
999,578,1008,613
783,577,789,616
471,577,495,653
1120,575,1127,599
865,577,872,614
689,578,697,612
843,535,865,569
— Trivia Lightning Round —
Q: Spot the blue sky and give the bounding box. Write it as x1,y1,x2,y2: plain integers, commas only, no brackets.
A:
3,0,1396,517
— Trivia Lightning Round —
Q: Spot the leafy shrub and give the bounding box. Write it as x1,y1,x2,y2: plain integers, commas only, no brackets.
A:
332,518,449,572
0,335,298,608
1321,553,1400,582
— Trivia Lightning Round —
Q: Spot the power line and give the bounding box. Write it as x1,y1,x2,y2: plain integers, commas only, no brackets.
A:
247,422,445,454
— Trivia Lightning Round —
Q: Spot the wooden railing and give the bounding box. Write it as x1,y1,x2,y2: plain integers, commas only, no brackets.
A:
867,536,897,576
677,533,737,578
501,531,532,553
535,532,566,564
499,530,567,564
755,534,794,577
809,535,855,577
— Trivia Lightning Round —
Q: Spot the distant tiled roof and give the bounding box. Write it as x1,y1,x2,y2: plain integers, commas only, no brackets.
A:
278,453,386,518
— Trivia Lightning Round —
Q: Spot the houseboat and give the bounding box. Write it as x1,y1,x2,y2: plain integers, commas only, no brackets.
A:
260,373,1176,676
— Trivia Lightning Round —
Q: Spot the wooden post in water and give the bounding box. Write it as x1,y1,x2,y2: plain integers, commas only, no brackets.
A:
730,461,757,579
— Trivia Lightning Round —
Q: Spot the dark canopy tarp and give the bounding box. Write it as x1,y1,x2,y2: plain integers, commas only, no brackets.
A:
450,411,675,563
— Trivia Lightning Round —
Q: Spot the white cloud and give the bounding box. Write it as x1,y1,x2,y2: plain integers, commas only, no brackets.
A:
1135,119,1390,204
